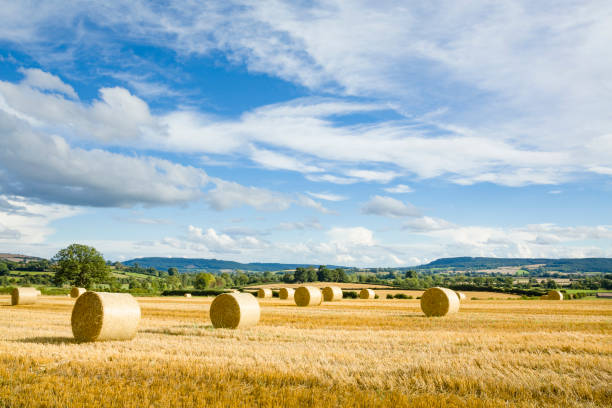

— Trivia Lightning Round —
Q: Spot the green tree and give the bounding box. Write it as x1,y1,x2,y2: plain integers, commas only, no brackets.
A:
52,244,109,288
294,267,307,283
194,272,216,289
168,267,178,276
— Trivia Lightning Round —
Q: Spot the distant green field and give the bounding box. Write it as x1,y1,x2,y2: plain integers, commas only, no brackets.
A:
8,270,53,276
564,289,604,294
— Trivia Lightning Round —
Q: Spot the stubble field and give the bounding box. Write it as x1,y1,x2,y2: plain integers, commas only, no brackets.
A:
1,294,611,407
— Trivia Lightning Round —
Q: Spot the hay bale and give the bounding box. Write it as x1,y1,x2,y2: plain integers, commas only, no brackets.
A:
420,287,460,317
35,290,42,296
455,291,466,301
359,288,375,299
71,292,141,342
547,290,563,300
184,293,192,298
322,286,343,301
210,292,260,329
257,288,272,298
70,287,86,298
279,287,295,300
10,287,39,305
294,286,323,307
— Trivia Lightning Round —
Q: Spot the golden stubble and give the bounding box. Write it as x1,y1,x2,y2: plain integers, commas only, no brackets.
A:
0,295,610,407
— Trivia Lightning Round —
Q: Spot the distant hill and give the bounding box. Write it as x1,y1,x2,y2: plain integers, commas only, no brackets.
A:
0,253,44,263
416,257,612,273
122,257,345,273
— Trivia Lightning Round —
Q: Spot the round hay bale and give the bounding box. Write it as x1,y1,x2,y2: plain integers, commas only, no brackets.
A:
420,287,460,317
455,291,466,301
71,292,141,342
10,287,39,305
210,292,260,329
359,288,375,299
322,286,343,301
70,287,86,298
279,287,295,300
184,293,192,298
547,290,563,300
294,286,323,307
35,290,42,296
257,288,272,298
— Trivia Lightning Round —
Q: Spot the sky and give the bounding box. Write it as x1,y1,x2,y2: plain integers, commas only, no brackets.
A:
0,0,611,266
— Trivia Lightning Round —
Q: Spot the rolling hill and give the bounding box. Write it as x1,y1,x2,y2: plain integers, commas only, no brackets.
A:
122,257,345,273
415,257,612,273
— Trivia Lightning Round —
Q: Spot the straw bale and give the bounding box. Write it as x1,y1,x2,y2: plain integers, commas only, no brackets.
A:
359,288,375,299
257,288,272,298
279,287,295,300
322,286,343,301
71,292,141,342
547,290,563,300
294,286,323,306
10,287,38,305
210,292,260,329
420,287,460,317
35,290,42,296
455,291,467,301
70,287,86,298
184,293,192,298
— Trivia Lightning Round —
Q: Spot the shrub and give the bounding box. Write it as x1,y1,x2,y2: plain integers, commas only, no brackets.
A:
374,294,379,299
343,291,358,299
393,293,409,299
161,289,228,297
386,294,393,299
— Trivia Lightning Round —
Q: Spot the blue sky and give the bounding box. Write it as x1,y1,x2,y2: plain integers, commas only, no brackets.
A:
1,1,611,266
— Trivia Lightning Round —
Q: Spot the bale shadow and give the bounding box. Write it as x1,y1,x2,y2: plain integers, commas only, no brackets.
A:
142,325,214,336
16,336,76,345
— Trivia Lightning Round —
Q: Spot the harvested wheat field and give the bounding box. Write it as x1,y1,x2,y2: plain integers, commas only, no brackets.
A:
1,295,611,407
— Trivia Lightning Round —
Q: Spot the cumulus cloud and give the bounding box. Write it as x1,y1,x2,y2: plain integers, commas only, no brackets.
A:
0,111,209,207
362,195,420,218
0,79,159,142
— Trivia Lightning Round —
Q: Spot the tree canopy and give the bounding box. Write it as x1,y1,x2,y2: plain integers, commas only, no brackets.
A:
52,244,109,287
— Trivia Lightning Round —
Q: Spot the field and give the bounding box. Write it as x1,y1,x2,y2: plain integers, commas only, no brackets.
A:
1,294,611,407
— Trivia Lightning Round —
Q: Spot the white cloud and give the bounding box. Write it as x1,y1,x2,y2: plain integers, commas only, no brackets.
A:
0,111,209,207
0,195,81,246
344,169,398,184
19,68,78,99
277,219,322,231
1,74,606,188
306,191,347,202
305,174,359,185
384,184,414,194
205,179,292,212
250,147,323,173
327,226,375,246
205,179,331,214
362,195,420,218
403,216,455,232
